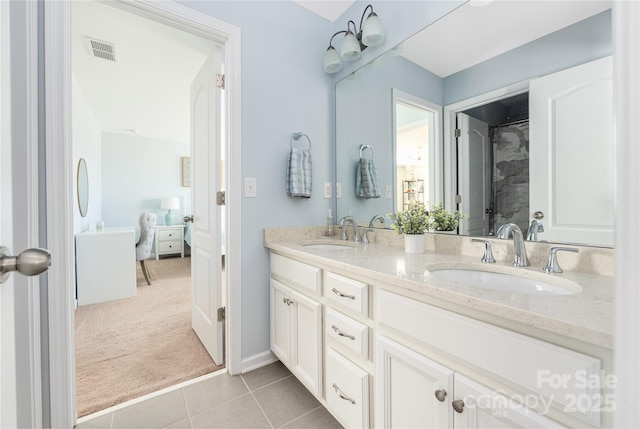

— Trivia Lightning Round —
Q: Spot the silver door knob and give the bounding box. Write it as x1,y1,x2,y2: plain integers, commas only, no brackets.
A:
452,399,465,413
184,215,194,223
0,246,52,284
434,389,447,402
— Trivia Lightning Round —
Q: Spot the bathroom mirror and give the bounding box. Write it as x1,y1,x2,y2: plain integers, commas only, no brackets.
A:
77,158,89,217
335,0,614,247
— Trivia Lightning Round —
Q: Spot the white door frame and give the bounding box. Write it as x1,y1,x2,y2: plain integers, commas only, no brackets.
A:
44,2,242,427
443,81,529,213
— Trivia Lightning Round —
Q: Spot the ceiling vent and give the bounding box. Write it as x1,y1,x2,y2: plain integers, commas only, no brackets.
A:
86,37,117,62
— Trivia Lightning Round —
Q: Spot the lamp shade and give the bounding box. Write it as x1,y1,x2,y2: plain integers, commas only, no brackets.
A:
340,31,361,61
161,197,180,210
361,12,384,47
323,46,343,73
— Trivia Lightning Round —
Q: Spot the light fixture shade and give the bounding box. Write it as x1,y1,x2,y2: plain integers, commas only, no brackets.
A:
340,31,361,61
323,46,343,73
161,197,180,210
361,12,384,47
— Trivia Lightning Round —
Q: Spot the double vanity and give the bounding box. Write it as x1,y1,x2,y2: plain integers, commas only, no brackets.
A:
264,227,614,428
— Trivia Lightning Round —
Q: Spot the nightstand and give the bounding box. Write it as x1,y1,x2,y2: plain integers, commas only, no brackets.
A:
155,225,185,260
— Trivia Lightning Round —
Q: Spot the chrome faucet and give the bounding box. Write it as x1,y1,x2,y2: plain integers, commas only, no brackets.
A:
496,223,530,267
368,215,385,228
338,216,359,242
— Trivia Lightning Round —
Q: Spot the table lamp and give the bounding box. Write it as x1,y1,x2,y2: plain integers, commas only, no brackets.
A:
161,197,181,226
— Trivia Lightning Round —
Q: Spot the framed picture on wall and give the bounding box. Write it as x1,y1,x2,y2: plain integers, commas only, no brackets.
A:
182,157,191,187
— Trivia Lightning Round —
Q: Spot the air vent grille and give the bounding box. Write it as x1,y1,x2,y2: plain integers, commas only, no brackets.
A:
87,38,117,62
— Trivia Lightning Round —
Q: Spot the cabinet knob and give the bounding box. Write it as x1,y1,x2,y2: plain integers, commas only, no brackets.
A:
434,389,447,402
452,399,465,414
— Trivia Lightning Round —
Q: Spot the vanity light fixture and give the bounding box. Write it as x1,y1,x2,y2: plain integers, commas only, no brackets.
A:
323,4,385,74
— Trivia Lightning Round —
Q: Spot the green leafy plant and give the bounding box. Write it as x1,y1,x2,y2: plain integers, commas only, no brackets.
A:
387,204,430,235
428,202,464,231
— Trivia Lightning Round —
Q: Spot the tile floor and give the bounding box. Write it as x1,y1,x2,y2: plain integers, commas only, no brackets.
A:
74,361,343,429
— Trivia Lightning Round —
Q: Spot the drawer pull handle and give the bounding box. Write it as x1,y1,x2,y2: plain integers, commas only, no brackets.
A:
282,298,294,306
332,383,356,405
434,389,447,402
331,324,355,340
452,399,464,414
332,288,355,300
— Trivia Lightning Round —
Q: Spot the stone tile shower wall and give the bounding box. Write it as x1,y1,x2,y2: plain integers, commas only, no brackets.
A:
491,122,530,234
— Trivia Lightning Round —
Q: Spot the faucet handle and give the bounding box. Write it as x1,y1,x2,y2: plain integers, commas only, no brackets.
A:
471,239,496,263
361,228,375,245
338,225,348,241
543,246,579,273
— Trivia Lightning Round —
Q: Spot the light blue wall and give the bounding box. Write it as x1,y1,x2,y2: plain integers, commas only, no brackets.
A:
101,132,190,236
336,56,442,223
444,10,612,104
72,74,102,234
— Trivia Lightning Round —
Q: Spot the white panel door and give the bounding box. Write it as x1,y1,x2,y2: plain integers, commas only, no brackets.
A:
0,1,17,424
290,288,322,398
377,336,454,429
529,56,614,246
269,279,291,365
453,374,566,429
458,113,491,236
190,46,224,365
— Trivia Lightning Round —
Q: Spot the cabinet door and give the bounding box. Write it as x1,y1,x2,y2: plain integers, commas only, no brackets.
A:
270,279,291,365
377,336,454,429
290,288,322,398
453,374,566,429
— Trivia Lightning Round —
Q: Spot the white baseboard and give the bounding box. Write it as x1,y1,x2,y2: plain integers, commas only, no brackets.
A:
241,350,278,374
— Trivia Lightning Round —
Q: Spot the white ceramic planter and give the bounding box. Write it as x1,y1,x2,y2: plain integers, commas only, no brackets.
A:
404,233,425,253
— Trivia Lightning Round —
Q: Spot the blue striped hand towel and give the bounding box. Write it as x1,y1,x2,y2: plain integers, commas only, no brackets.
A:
287,147,312,198
356,158,381,199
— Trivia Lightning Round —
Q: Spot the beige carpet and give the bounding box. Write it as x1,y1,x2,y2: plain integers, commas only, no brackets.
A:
75,257,223,418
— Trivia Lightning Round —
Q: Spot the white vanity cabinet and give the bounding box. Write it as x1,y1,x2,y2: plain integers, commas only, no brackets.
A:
269,255,322,398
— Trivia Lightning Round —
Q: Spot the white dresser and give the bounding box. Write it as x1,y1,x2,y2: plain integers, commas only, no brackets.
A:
75,228,136,306
155,225,185,260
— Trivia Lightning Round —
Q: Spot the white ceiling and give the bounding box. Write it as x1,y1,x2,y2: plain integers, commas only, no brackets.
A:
401,0,612,78
72,1,611,144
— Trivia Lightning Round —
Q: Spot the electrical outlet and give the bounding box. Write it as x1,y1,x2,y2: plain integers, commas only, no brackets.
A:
336,182,342,199
386,185,392,199
245,177,257,197
324,182,332,198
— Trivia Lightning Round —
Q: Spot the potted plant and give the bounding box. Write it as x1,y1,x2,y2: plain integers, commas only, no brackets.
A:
428,202,464,232
387,203,430,253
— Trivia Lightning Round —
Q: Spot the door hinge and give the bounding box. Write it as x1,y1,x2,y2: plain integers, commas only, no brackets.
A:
455,195,462,204
216,74,225,89
216,190,226,206
455,128,461,138
217,306,226,322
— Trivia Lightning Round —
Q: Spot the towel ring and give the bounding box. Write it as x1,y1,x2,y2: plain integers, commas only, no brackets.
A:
290,132,311,150
359,144,375,160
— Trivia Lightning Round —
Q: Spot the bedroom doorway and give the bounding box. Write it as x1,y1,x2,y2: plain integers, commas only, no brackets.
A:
71,0,228,418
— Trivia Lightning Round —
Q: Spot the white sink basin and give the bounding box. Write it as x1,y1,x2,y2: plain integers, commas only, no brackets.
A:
302,243,355,250
430,267,581,295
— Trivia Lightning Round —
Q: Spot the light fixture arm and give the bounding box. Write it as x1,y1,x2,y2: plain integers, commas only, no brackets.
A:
328,30,347,49
358,4,375,32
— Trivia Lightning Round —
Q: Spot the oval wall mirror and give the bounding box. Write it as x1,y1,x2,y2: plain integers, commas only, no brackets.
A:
77,158,89,217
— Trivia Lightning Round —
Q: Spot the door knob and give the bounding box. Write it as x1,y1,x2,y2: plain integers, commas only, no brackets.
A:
184,215,194,223
0,246,52,283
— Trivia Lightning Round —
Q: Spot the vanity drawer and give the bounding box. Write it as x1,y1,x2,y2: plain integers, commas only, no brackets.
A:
325,348,369,429
158,229,182,241
325,272,368,316
270,253,321,295
326,308,368,360
377,290,602,425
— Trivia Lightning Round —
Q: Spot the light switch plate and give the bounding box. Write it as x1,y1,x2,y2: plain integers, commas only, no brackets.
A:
245,177,257,197
386,185,392,199
336,182,342,199
324,182,332,198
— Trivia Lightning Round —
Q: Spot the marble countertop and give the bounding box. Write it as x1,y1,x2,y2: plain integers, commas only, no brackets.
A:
265,237,614,349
